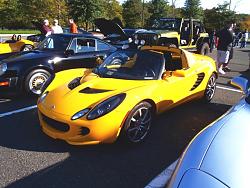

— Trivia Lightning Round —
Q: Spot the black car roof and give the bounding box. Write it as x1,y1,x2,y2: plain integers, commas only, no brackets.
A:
50,33,100,40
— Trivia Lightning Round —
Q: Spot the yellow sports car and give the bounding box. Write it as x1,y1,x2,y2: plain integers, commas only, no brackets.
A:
37,46,217,145
0,34,34,54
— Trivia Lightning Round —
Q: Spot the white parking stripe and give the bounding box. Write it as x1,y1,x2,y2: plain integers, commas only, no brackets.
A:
0,105,37,118
216,85,243,93
145,159,178,188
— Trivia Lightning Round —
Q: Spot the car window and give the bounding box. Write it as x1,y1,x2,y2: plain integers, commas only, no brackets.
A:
69,38,97,53
97,40,110,51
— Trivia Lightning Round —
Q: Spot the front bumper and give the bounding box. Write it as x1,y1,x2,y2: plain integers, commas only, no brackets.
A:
0,77,19,94
38,103,127,145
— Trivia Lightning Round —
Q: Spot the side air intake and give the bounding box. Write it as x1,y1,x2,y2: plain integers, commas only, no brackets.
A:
190,73,205,91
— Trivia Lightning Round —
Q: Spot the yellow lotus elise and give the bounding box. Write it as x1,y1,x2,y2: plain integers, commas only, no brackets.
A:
0,35,34,54
37,46,217,145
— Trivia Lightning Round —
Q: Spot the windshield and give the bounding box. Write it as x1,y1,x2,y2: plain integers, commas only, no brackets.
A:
36,35,71,51
93,50,165,80
151,18,181,31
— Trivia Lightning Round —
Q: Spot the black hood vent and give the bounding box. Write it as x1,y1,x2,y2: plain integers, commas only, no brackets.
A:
190,72,205,91
68,77,81,90
79,87,111,94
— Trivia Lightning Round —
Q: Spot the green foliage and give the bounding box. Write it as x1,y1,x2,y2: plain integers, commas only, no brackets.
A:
183,0,203,20
147,0,171,26
67,0,104,29
204,3,237,30
122,0,143,28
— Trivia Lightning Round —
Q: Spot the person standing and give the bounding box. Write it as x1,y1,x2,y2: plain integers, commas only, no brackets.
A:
69,19,78,34
240,29,248,48
51,19,63,34
215,23,234,75
41,19,52,37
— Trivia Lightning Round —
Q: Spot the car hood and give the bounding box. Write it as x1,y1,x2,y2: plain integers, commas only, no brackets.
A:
2,50,63,63
42,75,149,116
94,18,127,39
137,29,178,35
200,99,250,187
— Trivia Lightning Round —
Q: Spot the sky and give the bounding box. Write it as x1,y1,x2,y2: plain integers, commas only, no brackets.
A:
118,0,250,14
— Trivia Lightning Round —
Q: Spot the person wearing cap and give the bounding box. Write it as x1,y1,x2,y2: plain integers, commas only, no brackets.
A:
41,19,52,37
52,19,63,34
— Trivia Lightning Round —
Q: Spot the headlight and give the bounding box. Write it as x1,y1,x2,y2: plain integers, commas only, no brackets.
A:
134,34,138,39
38,91,49,104
153,35,158,40
140,40,146,45
71,108,90,120
0,63,7,76
87,93,126,120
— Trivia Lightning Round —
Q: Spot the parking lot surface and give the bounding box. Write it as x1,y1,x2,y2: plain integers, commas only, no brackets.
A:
0,47,249,188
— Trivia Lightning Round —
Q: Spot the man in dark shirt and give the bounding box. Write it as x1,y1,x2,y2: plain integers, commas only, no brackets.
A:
41,19,52,37
216,23,234,74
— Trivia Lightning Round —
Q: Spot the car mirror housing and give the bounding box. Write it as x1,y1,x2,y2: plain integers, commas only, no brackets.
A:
231,76,249,95
64,49,75,57
162,71,172,80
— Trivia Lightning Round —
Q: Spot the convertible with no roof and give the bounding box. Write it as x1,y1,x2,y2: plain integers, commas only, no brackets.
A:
37,46,217,145
0,34,34,54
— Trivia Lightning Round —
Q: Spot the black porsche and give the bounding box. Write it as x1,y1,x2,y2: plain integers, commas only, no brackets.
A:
0,33,118,95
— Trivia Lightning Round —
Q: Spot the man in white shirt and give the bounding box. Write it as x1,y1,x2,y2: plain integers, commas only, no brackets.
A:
52,19,63,34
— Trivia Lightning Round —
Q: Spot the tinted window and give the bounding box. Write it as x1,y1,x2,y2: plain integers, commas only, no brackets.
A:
97,40,110,51
69,38,96,53
37,35,71,51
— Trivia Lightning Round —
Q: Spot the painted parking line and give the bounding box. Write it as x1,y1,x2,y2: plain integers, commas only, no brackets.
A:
216,85,242,93
145,159,179,188
0,105,37,118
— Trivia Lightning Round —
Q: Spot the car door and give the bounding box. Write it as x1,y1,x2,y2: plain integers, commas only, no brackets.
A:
156,56,197,112
53,38,115,73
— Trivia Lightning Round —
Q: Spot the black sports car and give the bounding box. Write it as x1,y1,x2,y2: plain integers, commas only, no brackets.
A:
0,33,119,95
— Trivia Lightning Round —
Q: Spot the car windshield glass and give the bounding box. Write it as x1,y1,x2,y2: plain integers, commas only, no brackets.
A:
151,18,181,31
93,50,164,80
36,35,71,51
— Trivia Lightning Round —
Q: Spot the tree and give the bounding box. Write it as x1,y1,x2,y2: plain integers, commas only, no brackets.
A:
122,0,144,28
183,0,203,20
68,0,104,29
147,0,171,26
204,3,237,30
103,0,123,22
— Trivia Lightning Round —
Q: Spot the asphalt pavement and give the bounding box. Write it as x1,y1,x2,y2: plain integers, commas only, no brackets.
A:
0,46,249,188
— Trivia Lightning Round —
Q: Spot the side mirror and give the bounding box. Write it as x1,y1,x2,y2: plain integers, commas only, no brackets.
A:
231,76,249,95
172,69,186,77
64,49,75,57
162,71,172,80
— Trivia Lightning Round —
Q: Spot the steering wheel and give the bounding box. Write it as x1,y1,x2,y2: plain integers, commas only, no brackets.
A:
144,67,156,78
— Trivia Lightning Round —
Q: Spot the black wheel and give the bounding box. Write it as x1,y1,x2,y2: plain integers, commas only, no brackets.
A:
24,69,51,95
21,44,34,51
121,102,153,143
203,73,216,102
199,42,209,55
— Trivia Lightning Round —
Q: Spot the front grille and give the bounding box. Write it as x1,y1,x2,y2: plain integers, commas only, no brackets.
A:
41,113,70,132
137,33,158,45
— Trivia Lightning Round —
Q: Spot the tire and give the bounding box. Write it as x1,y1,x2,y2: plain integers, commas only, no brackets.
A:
21,44,34,51
199,42,209,55
24,69,51,95
121,102,153,144
203,73,216,102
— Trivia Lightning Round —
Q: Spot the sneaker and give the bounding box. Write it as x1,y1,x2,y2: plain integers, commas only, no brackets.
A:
218,68,225,75
223,66,231,72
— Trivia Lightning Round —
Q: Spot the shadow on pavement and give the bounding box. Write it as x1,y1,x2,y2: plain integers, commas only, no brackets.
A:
2,101,232,188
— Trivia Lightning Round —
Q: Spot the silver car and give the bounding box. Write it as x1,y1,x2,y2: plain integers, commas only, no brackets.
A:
167,76,250,188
